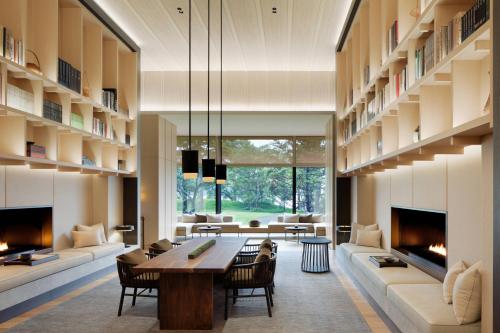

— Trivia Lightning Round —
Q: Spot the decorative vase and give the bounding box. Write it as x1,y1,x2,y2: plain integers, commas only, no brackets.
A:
249,220,260,227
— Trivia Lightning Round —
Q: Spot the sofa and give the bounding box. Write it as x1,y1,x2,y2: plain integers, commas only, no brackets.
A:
337,242,481,333
176,214,241,238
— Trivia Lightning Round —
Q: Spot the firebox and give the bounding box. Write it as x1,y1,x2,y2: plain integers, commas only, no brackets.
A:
0,207,53,260
391,206,447,281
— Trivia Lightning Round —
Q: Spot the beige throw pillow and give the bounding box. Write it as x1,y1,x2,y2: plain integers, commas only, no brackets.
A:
182,214,197,223
76,223,107,243
72,230,102,248
206,214,223,223
119,248,147,266
443,260,467,304
356,229,382,248
452,261,482,324
349,223,378,243
284,214,299,223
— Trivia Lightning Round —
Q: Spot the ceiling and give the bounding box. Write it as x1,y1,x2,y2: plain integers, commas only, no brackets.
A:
94,0,350,72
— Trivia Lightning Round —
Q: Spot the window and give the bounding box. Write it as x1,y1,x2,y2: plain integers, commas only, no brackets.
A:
222,138,293,165
176,167,215,214
296,167,326,214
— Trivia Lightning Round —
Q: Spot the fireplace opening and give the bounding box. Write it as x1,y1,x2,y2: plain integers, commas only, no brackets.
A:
391,206,447,281
0,207,53,260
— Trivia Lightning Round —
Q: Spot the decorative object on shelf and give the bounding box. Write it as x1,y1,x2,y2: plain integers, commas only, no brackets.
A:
70,112,84,130
182,0,199,180
413,126,421,143
25,49,42,75
82,155,96,167
249,220,261,227
202,0,216,183
26,142,46,159
1,26,24,65
188,239,216,259
102,88,117,111
82,71,90,97
409,0,421,18
115,225,135,247
216,0,227,185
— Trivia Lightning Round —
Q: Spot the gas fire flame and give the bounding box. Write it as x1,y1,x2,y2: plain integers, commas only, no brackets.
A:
0,242,8,252
429,243,446,256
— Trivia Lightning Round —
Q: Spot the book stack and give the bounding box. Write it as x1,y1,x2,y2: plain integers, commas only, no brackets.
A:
343,124,351,144
26,142,46,159
70,112,84,130
377,82,390,113
7,84,34,113
387,20,398,55
415,33,435,81
363,65,370,87
43,100,63,123
369,255,408,268
462,0,489,42
393,65,408,99
82,155,96,167
1,26,24,65
351,118,357,137
367,97,376,122
58,58,81,93
93,117,107,137
437,12,464,62
360,108,367,129
102,88,117,111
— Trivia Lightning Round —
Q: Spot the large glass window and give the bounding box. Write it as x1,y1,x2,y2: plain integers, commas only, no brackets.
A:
176,167,215,214
296,167,326,214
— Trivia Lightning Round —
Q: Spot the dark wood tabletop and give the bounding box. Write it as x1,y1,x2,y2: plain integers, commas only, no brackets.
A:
134,237,248,274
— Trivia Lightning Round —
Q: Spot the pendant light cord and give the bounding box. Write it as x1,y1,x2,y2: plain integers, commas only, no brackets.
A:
188,0,192,150
219,0,223,164
207,0,210,159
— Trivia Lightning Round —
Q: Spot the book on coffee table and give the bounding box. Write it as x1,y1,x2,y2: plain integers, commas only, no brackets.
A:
369,255,408,268
4,254,59,266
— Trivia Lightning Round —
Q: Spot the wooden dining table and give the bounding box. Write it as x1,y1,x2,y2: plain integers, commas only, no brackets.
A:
134,237,248,330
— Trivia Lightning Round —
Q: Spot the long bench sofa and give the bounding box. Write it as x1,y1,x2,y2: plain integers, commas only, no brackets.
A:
337,243,481,333
0,242,127,316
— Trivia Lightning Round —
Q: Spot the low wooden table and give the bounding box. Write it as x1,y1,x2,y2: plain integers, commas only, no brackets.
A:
134,237,247,330
284,226,308,243
198,226,222,237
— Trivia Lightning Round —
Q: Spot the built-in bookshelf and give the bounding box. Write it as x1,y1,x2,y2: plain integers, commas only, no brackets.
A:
336,0,491,176
0,0,137,175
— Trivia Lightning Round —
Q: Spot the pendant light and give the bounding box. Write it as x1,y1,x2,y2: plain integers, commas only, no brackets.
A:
182,0,198,180
202,0,216,182
216,0,227,185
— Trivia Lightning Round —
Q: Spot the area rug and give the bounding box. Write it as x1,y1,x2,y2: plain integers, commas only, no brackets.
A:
5,242,372,333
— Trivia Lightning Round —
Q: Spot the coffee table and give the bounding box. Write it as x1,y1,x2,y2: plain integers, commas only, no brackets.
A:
284,226,307,243
300,238,332,273
198,226,222,237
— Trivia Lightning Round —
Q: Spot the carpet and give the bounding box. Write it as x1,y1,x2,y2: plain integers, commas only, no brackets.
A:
5,241,372,333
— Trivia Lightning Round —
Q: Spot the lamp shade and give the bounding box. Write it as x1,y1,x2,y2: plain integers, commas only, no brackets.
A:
182,150,199,179
202,158,216,182
216,164,227,184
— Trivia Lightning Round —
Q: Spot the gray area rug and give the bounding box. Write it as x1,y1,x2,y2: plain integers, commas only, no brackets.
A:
6,241,371,333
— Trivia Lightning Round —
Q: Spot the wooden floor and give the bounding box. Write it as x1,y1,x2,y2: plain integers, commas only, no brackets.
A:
0,248,391,333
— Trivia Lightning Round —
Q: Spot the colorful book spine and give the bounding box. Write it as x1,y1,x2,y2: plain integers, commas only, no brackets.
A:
71,112,84,130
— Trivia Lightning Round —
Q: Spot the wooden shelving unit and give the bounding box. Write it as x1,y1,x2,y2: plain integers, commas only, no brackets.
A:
0,0,138,176
336,0,492,176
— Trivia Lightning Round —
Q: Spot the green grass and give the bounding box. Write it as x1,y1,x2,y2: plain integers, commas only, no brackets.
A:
177,199,292,225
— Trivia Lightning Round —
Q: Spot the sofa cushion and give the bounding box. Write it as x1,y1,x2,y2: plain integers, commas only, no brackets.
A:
195,214,207,223
72,230,102,248
151,239,173,251
0,251,93,293
443,260,467,304
207,214,223,223
356,229,382,248
182,214,197,223
76,223,107,243
65,242,125,260
388,284,481,332
351,253,440,295
118,248,147,266
222,216,234,222
298,214,313,223
452,262,482,325
336,243,387,260
349,223,378,243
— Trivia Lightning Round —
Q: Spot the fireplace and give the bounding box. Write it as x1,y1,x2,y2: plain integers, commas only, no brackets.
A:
391,206,447,281
0,207,53,260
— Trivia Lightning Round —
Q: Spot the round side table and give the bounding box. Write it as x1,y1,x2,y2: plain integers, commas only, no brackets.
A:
300,238,332,273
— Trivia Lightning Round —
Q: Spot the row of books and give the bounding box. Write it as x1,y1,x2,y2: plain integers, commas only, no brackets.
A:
366,96,377,123
58,58,81,94
387,20,398,56
377,82,390,114
436,12,463,63
462,0,489,41
71,112,84,130
393,65,409,99
415,32,434,81
1,26,24,65
102,88,117,111
363,65,370,87
93,117,107,137
26,142,46,159
43,100,63,123
7,84,34,113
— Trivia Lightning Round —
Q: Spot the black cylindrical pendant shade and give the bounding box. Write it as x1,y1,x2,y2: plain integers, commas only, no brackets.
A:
202,158,216,182
182,150,198,179
216,164,227,185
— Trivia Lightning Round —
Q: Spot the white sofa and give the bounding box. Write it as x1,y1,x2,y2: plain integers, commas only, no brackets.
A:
337,243,481,333
0,242,127,314
176,215,240,238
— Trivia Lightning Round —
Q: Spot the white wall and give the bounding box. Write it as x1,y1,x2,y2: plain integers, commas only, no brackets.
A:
351,137,493,332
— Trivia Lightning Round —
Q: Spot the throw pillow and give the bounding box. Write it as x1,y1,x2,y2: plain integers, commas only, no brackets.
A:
254,248,272,263
182,214,197,223
152,238,173,251
195,214,207,223
260,239,273,251
310,214,323,223
72,230,101,248
349,223,378,243
119,248,147,266
356,229,382,248
206,214,223,223
452,261,482,324
284,214,299,223
76,223,107,243
299,214,313,223
443,260,467,304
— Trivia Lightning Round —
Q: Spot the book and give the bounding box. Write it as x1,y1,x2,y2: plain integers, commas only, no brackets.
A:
369,255,408,268
387,20,399,56
462,0,489,42
58,58,81,93
71,112,84,130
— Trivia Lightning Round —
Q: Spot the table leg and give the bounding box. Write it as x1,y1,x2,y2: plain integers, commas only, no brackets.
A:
159,273,214,330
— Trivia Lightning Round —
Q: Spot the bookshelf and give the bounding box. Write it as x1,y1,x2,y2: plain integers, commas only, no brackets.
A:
0,0,138,176
336,0,491,176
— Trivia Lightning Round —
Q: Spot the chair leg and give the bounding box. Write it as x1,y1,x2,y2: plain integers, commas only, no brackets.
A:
268,286,274,307
132,288,137,306
224,289,229,320
118,286,126,316
232,288,237,304
264,287,272,317
157,290,160,319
